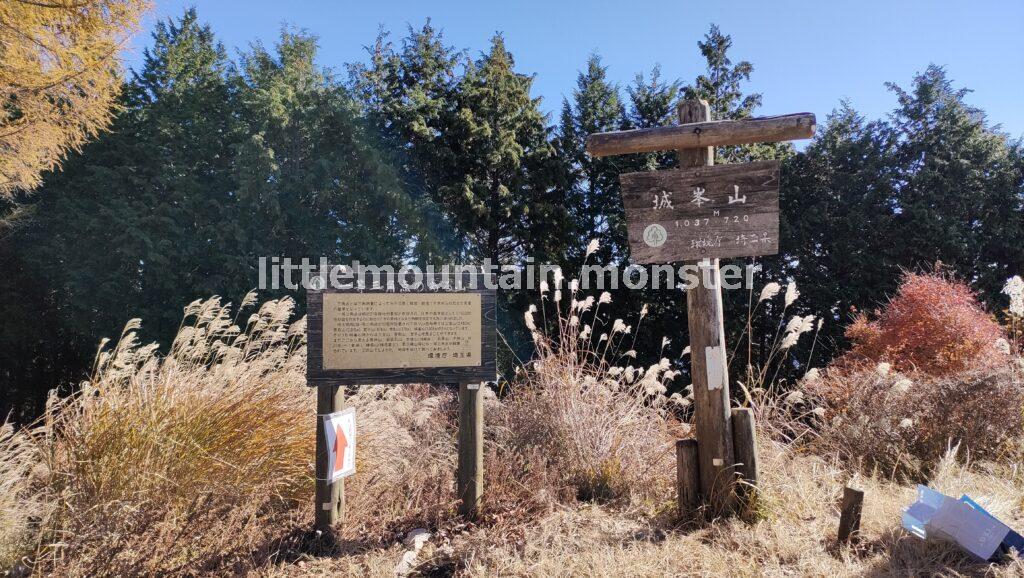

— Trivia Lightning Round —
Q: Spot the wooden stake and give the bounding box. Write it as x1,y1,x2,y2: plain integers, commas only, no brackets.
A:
676,439,700,517
314,384,345,532
731,408,759,495
678,100,736,512
838,486,865,544
457,382,483,517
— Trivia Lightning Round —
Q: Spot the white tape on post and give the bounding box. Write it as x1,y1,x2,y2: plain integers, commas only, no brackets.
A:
705,345,725,391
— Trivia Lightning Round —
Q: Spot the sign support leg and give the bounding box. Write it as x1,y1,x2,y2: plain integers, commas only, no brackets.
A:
315,384,345,532
678,100,736,512
457,382,483,517
731,407,759,499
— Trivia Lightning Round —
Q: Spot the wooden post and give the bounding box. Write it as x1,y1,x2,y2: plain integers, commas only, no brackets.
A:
676,439,700,517
678,100,736,512
457,382,483,517
838,486,865,544
731,408,759,496
314,384,345,532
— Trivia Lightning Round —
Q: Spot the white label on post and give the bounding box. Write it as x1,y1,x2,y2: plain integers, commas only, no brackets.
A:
323,408,356,481
467,382,480,390
705,345,725,391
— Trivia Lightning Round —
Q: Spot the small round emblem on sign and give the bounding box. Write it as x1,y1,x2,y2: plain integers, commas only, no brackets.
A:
643,224,667,248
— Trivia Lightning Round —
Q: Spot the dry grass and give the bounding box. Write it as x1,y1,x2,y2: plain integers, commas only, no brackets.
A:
270,438,1024,577
340,383,458,537
31,295,313,576
0,423,46,572
797,272,1024,479
2,271,1024,576
0,295,467,576
489,281,680,508
805,364,1024,480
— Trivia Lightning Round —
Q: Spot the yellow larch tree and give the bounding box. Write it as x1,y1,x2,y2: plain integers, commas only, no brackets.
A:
0,0,150,197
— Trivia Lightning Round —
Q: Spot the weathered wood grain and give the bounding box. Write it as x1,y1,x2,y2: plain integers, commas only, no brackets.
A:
457,382,483,518
314,384,345,532
838,486,864,544
676,439,700,517
676,99,715,168
678,100,737,514
621,160,780,262
586,112,815,157
307,271,497,386
731,407,759,496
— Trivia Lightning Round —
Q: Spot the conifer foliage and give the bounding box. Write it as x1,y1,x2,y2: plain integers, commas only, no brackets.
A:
0,14,1021,419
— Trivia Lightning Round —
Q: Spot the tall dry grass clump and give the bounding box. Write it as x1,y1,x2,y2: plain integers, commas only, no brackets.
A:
35,294,314,576
0,424,46,572
341,383,458,536
804,363,1024,478
0,293,463,576
491,259,681,508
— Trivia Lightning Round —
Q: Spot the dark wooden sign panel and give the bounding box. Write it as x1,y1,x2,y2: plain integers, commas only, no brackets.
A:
620,160,780,263
307,272,496,386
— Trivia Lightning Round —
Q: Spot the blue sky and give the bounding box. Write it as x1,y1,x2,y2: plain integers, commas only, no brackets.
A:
127,0,1024,140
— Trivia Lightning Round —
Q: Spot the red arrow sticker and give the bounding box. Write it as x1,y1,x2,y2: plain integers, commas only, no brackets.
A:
333,423,347,474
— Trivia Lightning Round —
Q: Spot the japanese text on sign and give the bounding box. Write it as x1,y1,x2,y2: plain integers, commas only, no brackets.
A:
621,160,780,262
322,293,482,370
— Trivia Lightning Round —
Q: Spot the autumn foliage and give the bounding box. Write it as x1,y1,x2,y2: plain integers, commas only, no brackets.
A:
803,271,1023,477
0,0,149,196
841,271,1009,376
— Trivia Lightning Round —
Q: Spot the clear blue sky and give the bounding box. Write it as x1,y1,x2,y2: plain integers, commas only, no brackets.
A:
127,0,1024,140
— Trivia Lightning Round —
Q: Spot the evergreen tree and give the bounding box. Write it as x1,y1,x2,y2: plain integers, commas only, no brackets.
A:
0,11,424,417
235,29,417,268
626,66,680,131
684,25,791,164
778,67,1024,358
886,66,1024,298
20,9,241,342
349,22,463,262
438,35,562,264
779,104,899,357
0,9,241,416
555,54,628,265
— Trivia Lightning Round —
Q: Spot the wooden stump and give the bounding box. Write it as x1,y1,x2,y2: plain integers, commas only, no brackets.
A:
838,486,864,544
676,439,700,517
731,407,759,498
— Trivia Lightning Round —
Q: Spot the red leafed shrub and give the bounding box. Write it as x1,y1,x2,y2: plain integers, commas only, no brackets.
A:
842,271,1009,376
801,271,1024,478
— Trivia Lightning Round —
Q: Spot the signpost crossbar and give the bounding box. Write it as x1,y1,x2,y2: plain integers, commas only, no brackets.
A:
586,112,815,157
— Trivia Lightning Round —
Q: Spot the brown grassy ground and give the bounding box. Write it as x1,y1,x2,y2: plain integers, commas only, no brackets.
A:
266,439,1024,578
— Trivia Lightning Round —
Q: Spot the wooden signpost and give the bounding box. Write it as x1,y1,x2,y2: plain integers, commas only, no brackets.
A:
621,160,780,262
306,271,497,531
587,100,815,513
